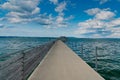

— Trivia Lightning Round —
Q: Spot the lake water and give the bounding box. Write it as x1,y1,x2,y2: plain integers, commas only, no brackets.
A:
66,38,120,80
0,37,120,80
0,37,55,56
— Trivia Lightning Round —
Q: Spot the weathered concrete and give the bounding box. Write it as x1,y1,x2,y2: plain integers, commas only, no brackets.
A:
28,40,105,80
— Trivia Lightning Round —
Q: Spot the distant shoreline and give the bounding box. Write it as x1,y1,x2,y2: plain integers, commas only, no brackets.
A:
0,36,120,39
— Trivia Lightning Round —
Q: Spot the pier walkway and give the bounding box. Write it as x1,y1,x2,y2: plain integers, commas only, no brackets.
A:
28,40,104,80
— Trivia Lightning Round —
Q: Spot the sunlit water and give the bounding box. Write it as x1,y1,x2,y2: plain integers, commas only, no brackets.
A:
66,38,120,80
0,37,120,80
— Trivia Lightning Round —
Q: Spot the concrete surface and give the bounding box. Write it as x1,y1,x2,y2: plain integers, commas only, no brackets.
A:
28,40,105,80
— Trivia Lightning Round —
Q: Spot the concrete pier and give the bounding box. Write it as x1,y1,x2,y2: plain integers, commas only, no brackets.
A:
28,40,105,80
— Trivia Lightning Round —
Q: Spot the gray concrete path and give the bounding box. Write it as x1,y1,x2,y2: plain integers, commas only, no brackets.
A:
28,40,105,80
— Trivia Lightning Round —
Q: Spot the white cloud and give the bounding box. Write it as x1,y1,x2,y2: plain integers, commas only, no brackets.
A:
95,10,115,20
75,8,120,38
49,0,58,5
1,0,40,13
74,27,96,34
1,0,40,23
43,15,68,28
35,14,53,25
95,0,109,4
65,15,74,20
108,18,120,27
108,32,120,38
85,8,101,15
99,0,108,4
32,7,40,14
78,19,105,28
55,1,66,15
0,0,72,28
1,2,19,11
85,8,115,20
45,1,72,28
56,16,64,23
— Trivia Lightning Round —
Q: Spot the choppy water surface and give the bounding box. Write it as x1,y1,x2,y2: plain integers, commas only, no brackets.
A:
0,37,55,56
66,38,120,80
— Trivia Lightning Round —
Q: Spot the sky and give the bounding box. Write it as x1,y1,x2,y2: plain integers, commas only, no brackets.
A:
0,0,120,38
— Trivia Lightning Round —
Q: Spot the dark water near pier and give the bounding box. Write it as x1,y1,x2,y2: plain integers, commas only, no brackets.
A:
0,37,120,80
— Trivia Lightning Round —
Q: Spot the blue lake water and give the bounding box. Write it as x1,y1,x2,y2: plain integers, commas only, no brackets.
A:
66,38,120,80
0,37,120,80
0,37,55,56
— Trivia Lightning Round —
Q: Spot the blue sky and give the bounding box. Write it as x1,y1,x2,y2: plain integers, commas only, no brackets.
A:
0,0,120,38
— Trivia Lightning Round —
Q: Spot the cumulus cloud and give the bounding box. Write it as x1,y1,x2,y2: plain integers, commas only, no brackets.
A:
54,1,68,28
75,8,120,38
78,19,105,28
95,0,109,4
95,10,115,20
34,14,53,25
85,8,115,20
46,0,72,28
1,0,40,13
55,2,66,15
0,0,72,28
56,16,67,27
99,0,109,4
0,0,40,23
85,8,101,15
43,15,69,28
75,27,96,34
49,0,58,5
